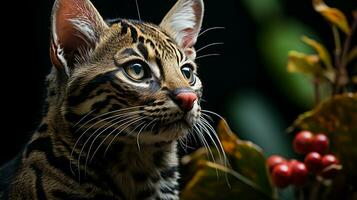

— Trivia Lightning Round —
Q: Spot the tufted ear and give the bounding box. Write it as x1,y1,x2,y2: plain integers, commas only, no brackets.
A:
50,0,109,75
160,0,204,59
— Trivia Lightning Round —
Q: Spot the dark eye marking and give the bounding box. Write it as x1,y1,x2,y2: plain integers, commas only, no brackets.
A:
137,43,149,60
138,36,145,43
120,21,129,35
145,39,155,49
129,26,138,43
155,57,165,81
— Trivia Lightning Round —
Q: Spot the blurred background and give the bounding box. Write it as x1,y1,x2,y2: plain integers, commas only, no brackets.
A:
0,0,355,167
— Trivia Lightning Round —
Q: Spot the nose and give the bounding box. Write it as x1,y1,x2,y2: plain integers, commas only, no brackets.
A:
174,91,198,112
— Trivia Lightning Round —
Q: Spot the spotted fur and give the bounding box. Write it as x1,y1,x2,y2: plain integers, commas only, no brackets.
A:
0,0,206,199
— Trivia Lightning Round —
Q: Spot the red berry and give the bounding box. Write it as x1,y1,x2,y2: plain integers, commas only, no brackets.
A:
305,152,323,174
311,134,329,154
293,131,314,154
320,164,341,179
321,154,339,168
290,161,308,186
272,163,292,188
267,155,287,172
288,159,299,167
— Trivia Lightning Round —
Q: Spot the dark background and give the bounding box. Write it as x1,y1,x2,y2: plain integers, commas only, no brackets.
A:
0,0,356,165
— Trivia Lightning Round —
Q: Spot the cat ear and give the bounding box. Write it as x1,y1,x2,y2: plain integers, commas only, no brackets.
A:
50,0,109,75
160,0,204,59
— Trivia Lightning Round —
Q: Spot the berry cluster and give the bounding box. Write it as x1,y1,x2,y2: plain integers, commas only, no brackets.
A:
267,131,342,188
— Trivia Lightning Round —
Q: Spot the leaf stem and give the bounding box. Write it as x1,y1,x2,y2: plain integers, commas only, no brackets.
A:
332,26,342,94
341,14,357,67
332,26,342,60
333,16,357,94
314,77,321,105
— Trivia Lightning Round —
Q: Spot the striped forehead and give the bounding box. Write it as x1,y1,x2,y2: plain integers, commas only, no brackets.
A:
111,20,187,78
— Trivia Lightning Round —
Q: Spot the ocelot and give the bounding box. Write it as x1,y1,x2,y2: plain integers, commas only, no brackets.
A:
0,0,214,199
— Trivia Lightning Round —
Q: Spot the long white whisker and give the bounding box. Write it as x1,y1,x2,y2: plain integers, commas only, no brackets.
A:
201,117,226,165
198,26,226,38
201,110,231,186
201,110,228,125
134,0,141,21
89,116,144,162
196,122,217,164
79,114,141,178
196,42,224,54
136,120,155,151
104,116,149,155
194,123,215,163
71,113,131,175
73,109,96,127
70,110,142,174
84,114,142,173
196,54,220,60
76,106,144,131
202,113,214,122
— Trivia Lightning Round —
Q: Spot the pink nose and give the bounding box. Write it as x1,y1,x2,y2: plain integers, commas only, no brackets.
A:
175,92,198,111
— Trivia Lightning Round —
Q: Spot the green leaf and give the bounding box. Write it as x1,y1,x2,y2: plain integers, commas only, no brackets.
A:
313,0,351,34
181,121,276,200
287,51,323,75
290,93,357,179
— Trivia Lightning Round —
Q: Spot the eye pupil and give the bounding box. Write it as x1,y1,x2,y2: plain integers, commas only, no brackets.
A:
131,64,143,75
183,68,191,79
123,62,149,81
181,66,195,85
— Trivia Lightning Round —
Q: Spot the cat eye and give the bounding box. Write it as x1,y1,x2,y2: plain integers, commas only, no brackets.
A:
181,65,196,85
123,62,151,81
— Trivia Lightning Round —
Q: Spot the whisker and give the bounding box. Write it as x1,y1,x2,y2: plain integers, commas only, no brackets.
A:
198,26,226,38
104,116,149,155
194,123,215,164
84,114,142,173
134,0,141,21
201,110,229,125
200,117,225,164
196,42,224,54
79,114,141,178
201,113,214,122
201,110,232,186
71,113,130,175
70,110,143,174
196,53,220,60
196,121,217,164
136,120,156,151
73,109,96,127
89,116,144,162
76,106,145,131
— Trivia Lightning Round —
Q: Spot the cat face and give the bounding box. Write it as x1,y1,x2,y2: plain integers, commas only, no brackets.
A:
50,0,204,143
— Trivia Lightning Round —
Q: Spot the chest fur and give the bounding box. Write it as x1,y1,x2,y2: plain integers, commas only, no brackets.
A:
106,142,180,199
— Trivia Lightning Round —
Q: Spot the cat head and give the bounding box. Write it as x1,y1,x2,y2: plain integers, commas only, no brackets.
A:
50,0,205,143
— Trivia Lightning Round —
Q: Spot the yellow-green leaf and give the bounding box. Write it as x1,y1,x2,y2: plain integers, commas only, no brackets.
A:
302,36,334,71
181,161,275,200
290,93,357,179
181,120,276,200
313,0,351,34
287,51,323,75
